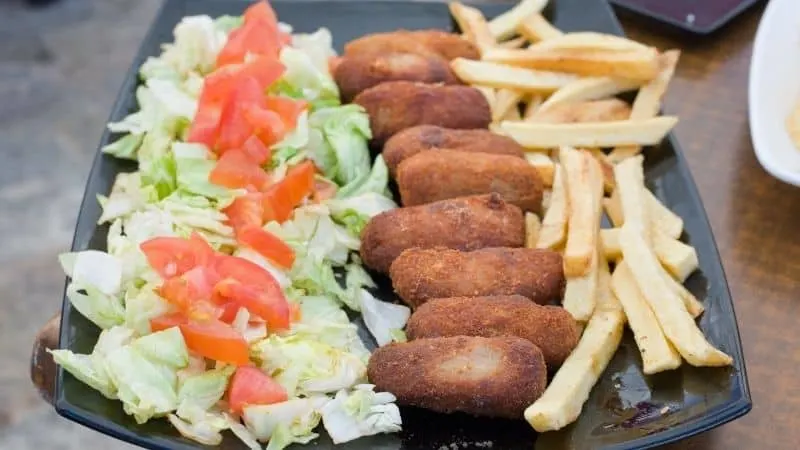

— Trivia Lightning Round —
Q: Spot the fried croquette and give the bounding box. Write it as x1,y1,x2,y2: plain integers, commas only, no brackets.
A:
344,29,480,61
405,295,579,368
382,125,526,177
333,52,460,103
396,149,544,213
367,336,547,418
360,194,525,274
389,247,565,307
353,81,491,145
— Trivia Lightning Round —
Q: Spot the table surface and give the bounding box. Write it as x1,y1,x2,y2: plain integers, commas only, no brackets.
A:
29,1,800,449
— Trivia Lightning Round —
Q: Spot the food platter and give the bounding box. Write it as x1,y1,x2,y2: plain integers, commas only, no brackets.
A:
54,0,750,449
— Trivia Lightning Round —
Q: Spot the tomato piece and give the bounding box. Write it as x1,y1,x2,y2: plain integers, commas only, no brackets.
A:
216,279,290,331
216,78,264,152
180,319,250,365
278,30,292,46
312,177,338,203
223,193,265,230
213,255,285,298
187,64,244,147
241,135,272,165
217,302,242,323
264,96,307,130
243,1,278,24
236,225,295,269
157,266,218,310
289,302,302,323
243,104,287,147
210,149,270,190
262,161,316,222
216,18,281,67
150,312,187,333
140,234,215,279
227,366,287,414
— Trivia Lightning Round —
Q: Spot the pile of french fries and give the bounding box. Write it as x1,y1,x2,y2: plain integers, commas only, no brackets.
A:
449,0,733,434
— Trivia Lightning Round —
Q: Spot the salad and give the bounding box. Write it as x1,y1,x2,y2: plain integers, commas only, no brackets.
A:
50,2,411,448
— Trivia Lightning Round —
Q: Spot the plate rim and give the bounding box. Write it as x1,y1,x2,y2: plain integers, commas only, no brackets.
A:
54,1,752,449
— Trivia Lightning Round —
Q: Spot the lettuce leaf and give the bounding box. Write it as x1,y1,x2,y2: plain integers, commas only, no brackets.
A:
321,384,402,444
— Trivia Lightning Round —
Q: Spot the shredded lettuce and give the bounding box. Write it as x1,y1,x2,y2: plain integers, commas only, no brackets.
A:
277,46,339,110
358,289,410,347
337,155,390,199
321,384,402,444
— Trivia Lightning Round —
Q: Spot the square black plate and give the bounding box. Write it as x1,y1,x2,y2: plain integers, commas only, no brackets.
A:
54,1,751,449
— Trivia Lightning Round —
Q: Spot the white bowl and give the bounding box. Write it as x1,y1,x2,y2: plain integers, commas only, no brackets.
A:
748,0,800,186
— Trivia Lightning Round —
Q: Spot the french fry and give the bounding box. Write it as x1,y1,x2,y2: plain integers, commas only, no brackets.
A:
528,98,631,124
787,101,800,151
449,2,496,55
611,261,682,374
587,148,616,193
500,116,678,149
488,0,548,40
563,247,599,321
493,88,525,122
542,188,552,212
503,105,522,121
646,189,683,239
523,94,544,119
517,13,564,42
604,190,623,227
489,122,507,136
529,32,652,53
618,225,731,367
499,36,528,49
525,286,624,431
613,156,650,242
537,165,567,249
525,152,555,187
525,212,542,248
451,58,578,93
601,228,699,282
538,77,641,113
608,50,681,162
483,46,660,81
664,268,704,318
562,147,604,277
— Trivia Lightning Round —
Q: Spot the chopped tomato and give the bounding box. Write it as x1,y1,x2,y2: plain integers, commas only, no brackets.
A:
209,149,270,190
241,135,271,165
140,233,214,278
180,319,250,366
279,30,292,46
213,255,285,298
223,192,264,230
217,302,242,323
243,1,278,24
264,96,307,130
243,103,287,147
216,77,264,152
262,161,316,222
236,225,295,269
157,266,218,311
312,177,338,202
227,366,287,414
216,279,290,331
188,57,284,149
216,15,281,67
150,312,187,333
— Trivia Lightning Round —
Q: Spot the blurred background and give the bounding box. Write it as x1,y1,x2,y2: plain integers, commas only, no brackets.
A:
0,0,158,447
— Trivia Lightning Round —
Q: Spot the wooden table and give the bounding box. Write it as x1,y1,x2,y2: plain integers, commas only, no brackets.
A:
30,2,799,448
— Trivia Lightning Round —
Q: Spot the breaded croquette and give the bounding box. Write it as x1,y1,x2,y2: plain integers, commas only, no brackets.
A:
367,336,547,418
333,52,460,103
344,29,480,61
383,125,526,177
389,247,565,307
406,295,580,368
396,149,544,213
360,194,525,274
353,81,491,145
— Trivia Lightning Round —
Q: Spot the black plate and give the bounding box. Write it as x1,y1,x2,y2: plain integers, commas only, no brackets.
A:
609,0,763,35
54,0,751,449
